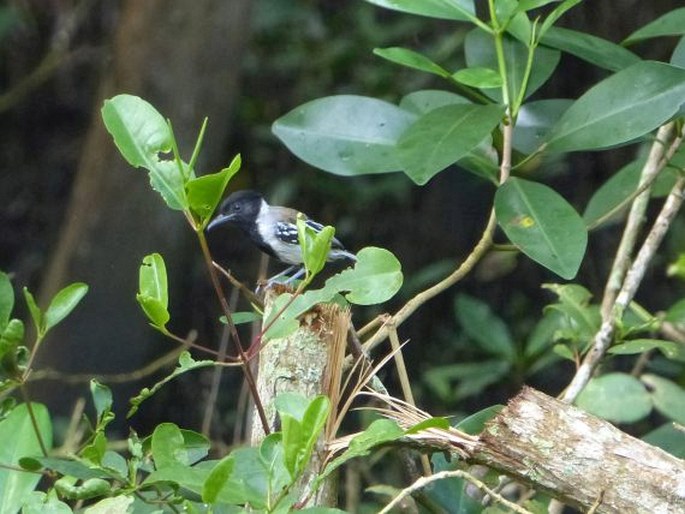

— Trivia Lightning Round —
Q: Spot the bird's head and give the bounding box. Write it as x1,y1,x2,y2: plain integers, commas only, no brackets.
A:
207,190,264,232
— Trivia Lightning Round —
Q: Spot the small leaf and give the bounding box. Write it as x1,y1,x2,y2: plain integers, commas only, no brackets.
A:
541,26,640,72
44,283,88,332
452,67,503,88
495,178,588,279
465,29,560,102
272,95,416,176
546,61,685,153
326,247,403,305
187,154,241,222
538,0,582,38
454,404,503,434
455,294,515,359
623,7,685,45
102,95,189,210
576,372,651,423
363,0,476,22
0,272,12,331
373,47,449,78
136,253,169,329
22,288,43,336
397,103,505,185
89,380,113,423
642,374,685,424
609,339,685,362
672,36,685,68
297,215,335,284
220,311,262,325
542,283,600,341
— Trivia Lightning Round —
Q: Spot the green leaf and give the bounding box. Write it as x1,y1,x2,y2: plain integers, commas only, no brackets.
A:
272,95,416,176
516,0,560,10
541,26,641,72
465,29,560,102
609,339,685,362
318,419,403,483
397,103,505,185
0,403,52,514
202,454,234,503
151,423,188,469
495,178,588,279
0,319,24,360
363,0,476,22
583,159,643,226
21,490,73,514
136,253,169,329
0,272,12,331
454,404,503,434
220,311,262,325
44,283,88,332
538,0,582,38
399,90,471,115
187,154,241,222
325,247,403,305
623,7,685,45
641,374,685,424
455,294,515,359
101,94,188,210
542,283,600,342
21,457,111,480
452,67,503,88
296,396,330,474
373,47,449,78
576,372,651,423
127,352,215,417
513,99,573,154
405,417,450,434
643,423,685,458
83,496,134,514
672,36,685,68
89,380,113,423
22,288,43,336
297,215,334,284
546,61,685,153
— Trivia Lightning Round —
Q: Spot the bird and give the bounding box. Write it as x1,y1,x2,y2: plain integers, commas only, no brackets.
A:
207,190,356,283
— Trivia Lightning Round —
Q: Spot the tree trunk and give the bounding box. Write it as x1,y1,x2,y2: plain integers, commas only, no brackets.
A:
252,292,350,507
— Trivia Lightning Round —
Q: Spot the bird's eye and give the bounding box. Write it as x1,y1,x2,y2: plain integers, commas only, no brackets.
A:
233,204,241,212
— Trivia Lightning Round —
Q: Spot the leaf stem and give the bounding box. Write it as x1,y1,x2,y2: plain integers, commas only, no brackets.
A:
19,385,49,457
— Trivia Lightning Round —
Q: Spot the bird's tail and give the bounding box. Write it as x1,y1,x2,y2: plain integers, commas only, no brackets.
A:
330,249,358,262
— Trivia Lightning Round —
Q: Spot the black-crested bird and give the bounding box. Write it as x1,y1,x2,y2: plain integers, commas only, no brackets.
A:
207,190,356,283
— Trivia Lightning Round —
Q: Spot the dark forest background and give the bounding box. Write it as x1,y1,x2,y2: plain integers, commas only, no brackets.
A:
1,0,683,446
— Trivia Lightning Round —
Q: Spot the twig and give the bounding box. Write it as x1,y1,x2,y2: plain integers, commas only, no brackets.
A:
378,469,533,514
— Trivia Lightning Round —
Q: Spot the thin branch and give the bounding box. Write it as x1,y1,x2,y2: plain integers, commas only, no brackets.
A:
562,175,685,402
378,470,534,514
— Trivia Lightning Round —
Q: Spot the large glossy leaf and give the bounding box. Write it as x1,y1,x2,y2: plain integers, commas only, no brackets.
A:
101,95,188,210
397,103,505,184
363,0,476,22
465,29,560,103
513,99,573,154
623,7,685,45
672,36,685,68
272,95,416,176
546,61,685,153
398,90,470,114
541,26,641,72
0,403,52,514
495,178,587,279
576,372,651,423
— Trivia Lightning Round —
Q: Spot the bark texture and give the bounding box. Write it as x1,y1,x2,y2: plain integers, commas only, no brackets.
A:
474,387,685,513
252,293,350,507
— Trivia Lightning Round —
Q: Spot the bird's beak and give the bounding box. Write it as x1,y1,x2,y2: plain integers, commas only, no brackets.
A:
206,213,235,231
